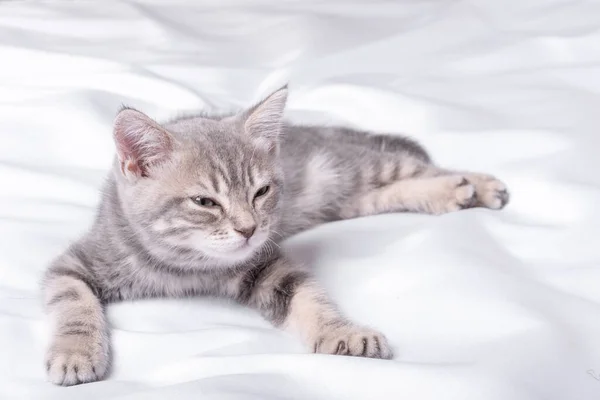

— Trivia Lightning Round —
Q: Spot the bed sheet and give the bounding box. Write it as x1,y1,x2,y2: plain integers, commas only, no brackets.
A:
1,1,600,399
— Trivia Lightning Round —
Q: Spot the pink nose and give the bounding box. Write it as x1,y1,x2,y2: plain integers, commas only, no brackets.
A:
235,225,256,239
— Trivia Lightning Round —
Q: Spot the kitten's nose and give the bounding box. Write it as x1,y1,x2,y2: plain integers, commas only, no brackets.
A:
235,225,256,239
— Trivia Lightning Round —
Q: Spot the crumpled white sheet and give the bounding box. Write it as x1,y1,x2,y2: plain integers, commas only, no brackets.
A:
1,1,600,399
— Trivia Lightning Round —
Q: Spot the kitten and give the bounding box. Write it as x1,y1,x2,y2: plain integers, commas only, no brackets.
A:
42,86,509,386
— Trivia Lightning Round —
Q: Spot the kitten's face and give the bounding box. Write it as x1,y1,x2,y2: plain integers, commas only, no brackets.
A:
136,132,283,264
113,86,288,267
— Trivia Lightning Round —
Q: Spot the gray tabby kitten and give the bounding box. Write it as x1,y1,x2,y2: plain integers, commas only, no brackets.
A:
43,86,509,386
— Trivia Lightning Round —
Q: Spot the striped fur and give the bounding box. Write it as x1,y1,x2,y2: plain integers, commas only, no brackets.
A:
42,86,509,385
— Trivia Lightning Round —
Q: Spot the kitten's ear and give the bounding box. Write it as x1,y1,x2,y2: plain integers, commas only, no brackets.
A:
113,107,173,180
243,85,288,151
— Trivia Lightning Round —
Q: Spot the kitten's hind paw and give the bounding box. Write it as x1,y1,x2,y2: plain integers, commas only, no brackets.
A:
313,323,393,359
479,179,509,209
466,175,510,209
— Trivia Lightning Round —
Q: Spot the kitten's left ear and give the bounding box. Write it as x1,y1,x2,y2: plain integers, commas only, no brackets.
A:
242,85,288,151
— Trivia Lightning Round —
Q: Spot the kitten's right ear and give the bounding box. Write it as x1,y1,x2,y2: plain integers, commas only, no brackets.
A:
113,107,173,180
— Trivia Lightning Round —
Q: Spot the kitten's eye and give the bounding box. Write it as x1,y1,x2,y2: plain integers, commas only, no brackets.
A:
254,185,270,199
192,196,219,208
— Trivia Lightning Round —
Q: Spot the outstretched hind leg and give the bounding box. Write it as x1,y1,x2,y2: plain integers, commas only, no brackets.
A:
330,127,509,217
340,175,475,218
340,173,509,219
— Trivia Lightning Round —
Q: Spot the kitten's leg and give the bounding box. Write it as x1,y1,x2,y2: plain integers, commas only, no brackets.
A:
330,127,509,208
340,174,508,218
234,255,393,359
334,127,509,210
43,250,109,386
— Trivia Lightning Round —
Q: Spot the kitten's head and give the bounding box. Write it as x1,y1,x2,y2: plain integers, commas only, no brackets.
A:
112,86,288,267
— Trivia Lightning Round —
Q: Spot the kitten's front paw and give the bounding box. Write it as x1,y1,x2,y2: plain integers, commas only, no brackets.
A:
46,336,108,386
313,323,393,359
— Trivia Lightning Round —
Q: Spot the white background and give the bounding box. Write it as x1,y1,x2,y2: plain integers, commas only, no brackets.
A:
1,1,600,399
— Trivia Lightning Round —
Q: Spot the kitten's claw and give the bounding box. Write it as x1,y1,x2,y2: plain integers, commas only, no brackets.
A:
313,324,393,359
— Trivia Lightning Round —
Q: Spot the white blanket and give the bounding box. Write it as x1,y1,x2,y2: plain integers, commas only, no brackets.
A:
1,1,600,399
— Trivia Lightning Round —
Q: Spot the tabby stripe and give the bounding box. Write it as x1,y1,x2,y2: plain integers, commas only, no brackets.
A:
247,165,255,186
390,162,401,182
211,159,232,187
234,156,244,185
180,210,218,225
47,288,81,306
267,270,310,326
63,321,93,329
323,319,348,330
360,338,368,356
370,158,382,188
58,321,98,337
237,261,275,304
412,162,429,178
373,336,381,357
209,172,221,193
373,134,386,152
61,328,92,337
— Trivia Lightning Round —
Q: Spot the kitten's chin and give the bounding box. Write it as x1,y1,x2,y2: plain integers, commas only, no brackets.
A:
203,236,268,266
211,246,256,264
